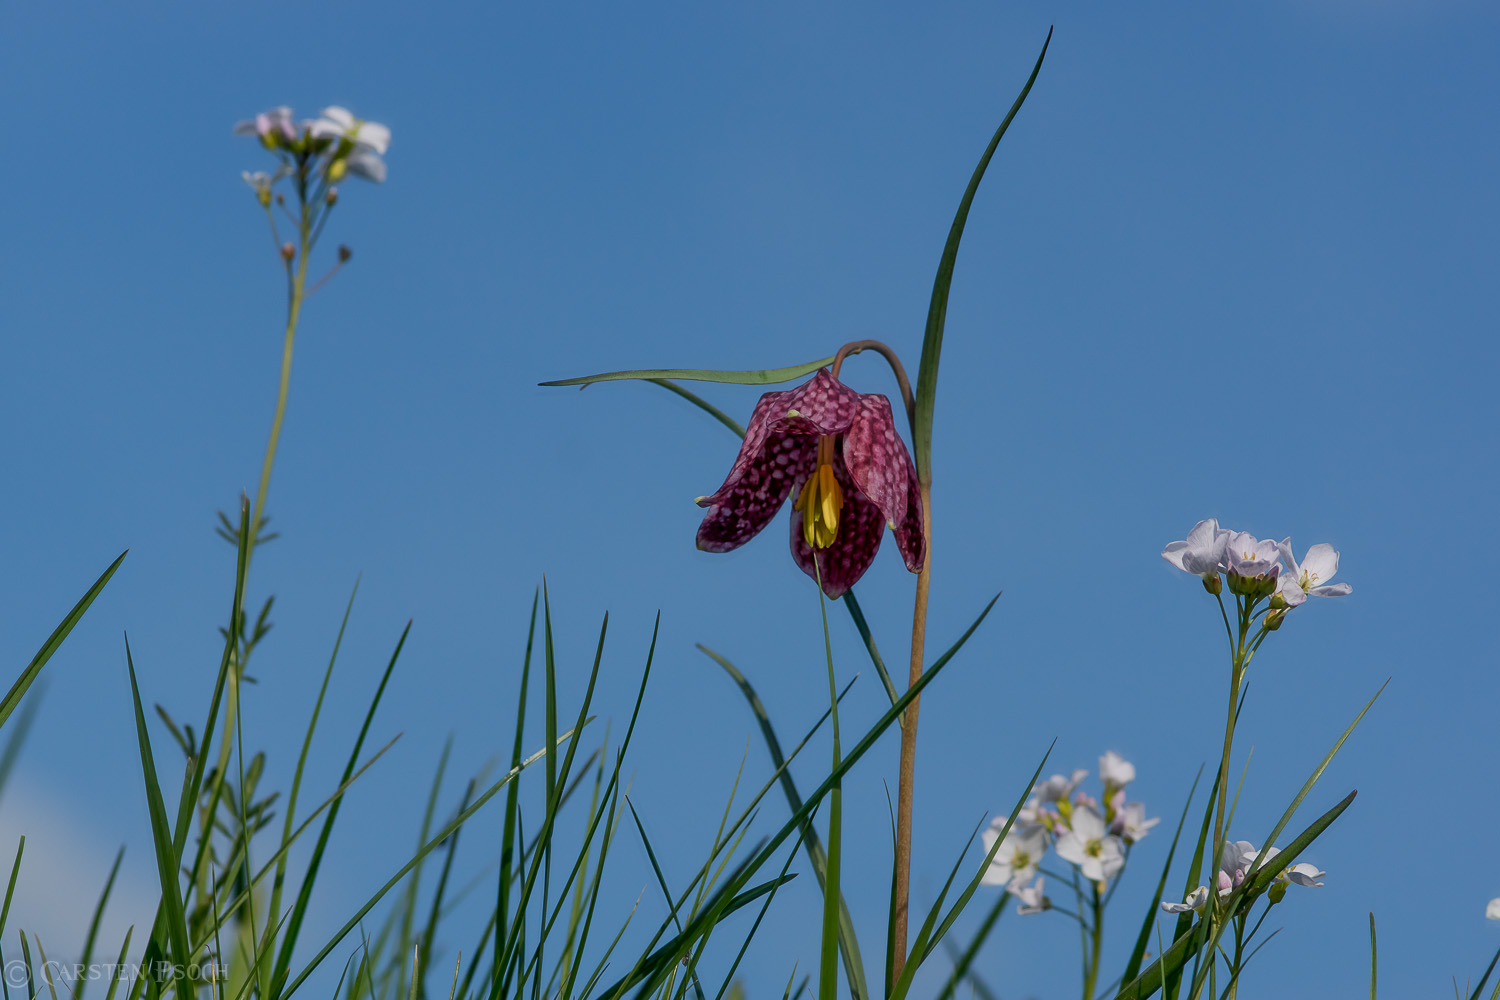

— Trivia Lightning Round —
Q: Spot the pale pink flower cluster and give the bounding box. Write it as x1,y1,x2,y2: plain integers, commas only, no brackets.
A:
1161,839,1326,914
234,105,392,188
982,752,1159,915
1162,518,1351,608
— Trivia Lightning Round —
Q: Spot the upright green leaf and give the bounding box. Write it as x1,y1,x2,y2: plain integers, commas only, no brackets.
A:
911,29,1051,483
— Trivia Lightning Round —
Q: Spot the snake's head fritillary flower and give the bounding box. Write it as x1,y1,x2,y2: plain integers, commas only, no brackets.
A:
234,106,297,149
1162,519,1230,594
695,368,923,599
1223,531,1282,599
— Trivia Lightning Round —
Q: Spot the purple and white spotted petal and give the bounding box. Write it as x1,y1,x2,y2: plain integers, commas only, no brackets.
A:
842,394,909,530
893,449,925,573
697,433,814,553
788,458,887,599
698,390,795,509
767,369,860,439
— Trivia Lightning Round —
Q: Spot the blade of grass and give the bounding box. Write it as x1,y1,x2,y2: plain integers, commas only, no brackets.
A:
1120,768,1204,986
933,890,1008,1000
1369,912,1377,1000
497,590,539,992
124,638,190,968
0,551,127,732
698,645,868,997
269,622,412,998
76,845,125,1000
541,358,835,389
911,27,1052,482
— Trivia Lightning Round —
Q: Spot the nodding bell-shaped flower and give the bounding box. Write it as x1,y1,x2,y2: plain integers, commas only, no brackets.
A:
695,368,924,599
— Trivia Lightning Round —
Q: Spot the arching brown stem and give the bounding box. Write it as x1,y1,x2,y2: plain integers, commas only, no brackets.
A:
830,339,916,431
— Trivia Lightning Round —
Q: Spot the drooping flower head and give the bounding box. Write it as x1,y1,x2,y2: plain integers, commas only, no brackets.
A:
695,369,924,598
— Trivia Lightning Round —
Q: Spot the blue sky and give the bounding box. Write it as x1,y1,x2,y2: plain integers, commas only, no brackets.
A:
2,1,1498,996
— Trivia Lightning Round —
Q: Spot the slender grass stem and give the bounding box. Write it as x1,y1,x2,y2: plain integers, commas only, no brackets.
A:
890,483,932,983
814,556,843,1000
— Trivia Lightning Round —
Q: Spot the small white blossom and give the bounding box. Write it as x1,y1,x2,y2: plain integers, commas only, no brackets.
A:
1285,863,1326,887
1277,539,1352,599
1111,800,1160,844
1161,886,1209,914
1035,769,1088,805
1055,805,1125,884
1099,751,1136,788
308,105,391,155
1162,519,1229,579
1224,532,1281,579
1014,877,1051,915
1487,898,1500,920
234,106,297,144
980,820,1049,890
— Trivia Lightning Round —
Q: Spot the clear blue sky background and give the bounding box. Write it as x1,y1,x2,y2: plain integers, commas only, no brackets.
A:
2,2,1497,997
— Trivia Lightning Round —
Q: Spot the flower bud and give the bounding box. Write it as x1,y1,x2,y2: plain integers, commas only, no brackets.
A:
327,158,348,183
1263,609,1287,631
338,244,352,263
326,187,339,207
255,187,272,209
1267,880,1287,905
280,242,296,262
1201,573,1222,596
1227,572,1278,600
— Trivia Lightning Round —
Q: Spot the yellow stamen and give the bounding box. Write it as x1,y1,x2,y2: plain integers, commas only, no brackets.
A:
793,437,844,549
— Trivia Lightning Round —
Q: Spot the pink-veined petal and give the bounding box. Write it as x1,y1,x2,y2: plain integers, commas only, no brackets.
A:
842,394,909,530
697,433,813,553
788,458,885,599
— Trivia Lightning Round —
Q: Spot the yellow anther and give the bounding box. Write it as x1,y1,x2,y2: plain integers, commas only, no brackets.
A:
793,437,844,549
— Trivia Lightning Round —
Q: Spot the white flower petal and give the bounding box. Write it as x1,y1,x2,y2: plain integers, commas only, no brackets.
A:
1275,573,1307,607
1310,582,1352,597
1300,544,1339,587
1285,863,1325,887
319,106,355,130
345,150,387,183
1487,898,1500,920
1099,751,1136,787
354,120,391,155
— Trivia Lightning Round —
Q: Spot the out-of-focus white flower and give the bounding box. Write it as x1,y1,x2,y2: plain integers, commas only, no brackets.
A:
1014,877,1051,915
1161,886,1209,914
1487,898,1500,920
980,821,1049,891
1099,751,1136,789
1217,840,1258,896
343,149,387,183
309,106,391,155
1035,769,1088,805
1277,540,1352,600
234,106,297,146
1055,805,1125,884
1111,800,1160,844
1162,519,1230,582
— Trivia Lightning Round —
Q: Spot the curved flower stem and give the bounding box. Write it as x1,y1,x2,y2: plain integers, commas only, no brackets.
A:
890,483,931,984
831,339,916,428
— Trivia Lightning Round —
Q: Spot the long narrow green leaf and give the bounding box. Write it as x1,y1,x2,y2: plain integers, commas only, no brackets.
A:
1468,943,1500,1000
124,639,190,967
911,28,1051,483
497,590,540,992
0,551,126,732
270,622,411,998
278,724,586,998
933,890,1008,1000
541,358,834,389
698,645,868,997
646,380,746,437
101,927,132,1000
1163,764,1222,1000
1121,769,1203,986
1248,680,1386,881
1368,912,1377,1000
1113,789,1357,1000
76,845,125,1000
627,802,708,1000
